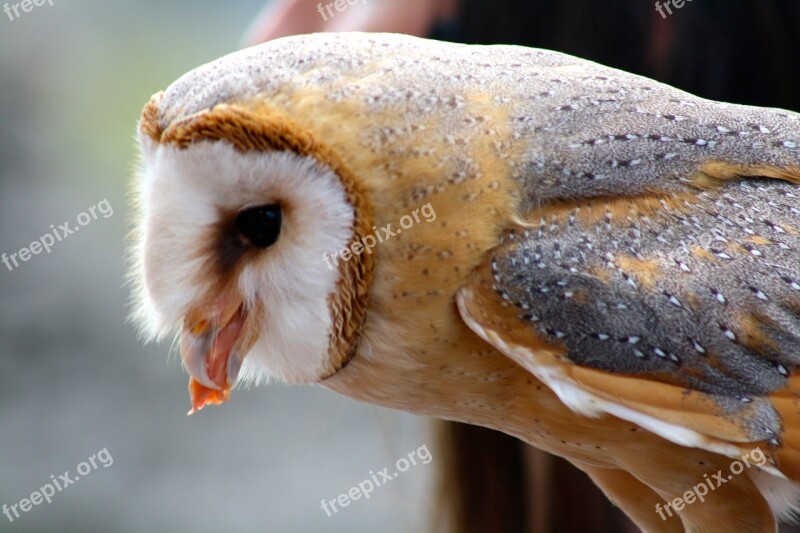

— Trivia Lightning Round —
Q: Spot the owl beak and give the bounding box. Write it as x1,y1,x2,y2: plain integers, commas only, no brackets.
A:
180,302,246,415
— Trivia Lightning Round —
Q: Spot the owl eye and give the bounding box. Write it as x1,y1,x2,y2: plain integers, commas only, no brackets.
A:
236,204,282,248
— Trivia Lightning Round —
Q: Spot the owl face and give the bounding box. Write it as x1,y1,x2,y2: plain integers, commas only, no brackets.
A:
130,135,357,394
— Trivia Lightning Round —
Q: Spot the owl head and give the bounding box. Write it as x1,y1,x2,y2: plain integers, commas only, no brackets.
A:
129,93,376,412
129,32,505,414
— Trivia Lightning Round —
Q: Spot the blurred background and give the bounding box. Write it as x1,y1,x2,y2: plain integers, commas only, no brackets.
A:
1,1,799,532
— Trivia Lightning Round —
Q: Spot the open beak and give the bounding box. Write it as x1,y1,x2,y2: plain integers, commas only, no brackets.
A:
180,302,246,415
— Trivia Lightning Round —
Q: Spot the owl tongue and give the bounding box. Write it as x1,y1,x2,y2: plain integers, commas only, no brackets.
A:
186,307,245,415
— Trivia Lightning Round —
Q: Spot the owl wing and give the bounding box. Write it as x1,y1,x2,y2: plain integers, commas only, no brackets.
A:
457,170,800,478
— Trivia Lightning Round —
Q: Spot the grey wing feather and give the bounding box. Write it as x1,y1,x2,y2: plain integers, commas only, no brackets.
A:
490,178,800,401
505,55,800,206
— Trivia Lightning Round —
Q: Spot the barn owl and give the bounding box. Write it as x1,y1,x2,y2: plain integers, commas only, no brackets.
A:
129,32,800,532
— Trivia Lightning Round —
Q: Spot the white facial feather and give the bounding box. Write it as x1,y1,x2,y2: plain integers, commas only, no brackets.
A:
130,137,354,384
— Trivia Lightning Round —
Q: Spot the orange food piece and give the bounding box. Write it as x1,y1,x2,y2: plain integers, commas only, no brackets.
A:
187,378,230,415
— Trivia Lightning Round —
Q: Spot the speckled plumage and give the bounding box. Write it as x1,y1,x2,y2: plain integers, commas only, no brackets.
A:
135,32,800,532
490,178,800,437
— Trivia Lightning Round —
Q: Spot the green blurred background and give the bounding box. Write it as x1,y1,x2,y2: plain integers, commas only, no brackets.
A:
0,2,433,531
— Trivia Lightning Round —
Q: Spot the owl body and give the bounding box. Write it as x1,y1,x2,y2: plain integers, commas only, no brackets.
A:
133,33,800,531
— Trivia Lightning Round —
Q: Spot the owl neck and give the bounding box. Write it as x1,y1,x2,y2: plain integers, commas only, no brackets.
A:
322,307,594,462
